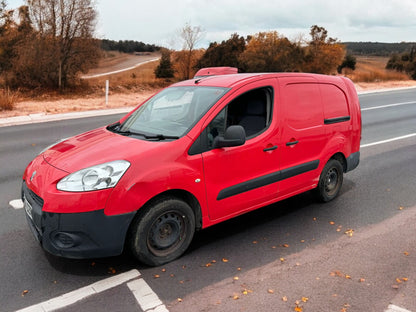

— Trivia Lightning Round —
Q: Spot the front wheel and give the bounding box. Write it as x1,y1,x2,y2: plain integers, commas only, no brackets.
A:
316,159,344,202
129,197,195,266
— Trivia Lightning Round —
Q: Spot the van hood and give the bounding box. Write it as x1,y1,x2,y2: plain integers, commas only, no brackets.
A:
42,127,167,173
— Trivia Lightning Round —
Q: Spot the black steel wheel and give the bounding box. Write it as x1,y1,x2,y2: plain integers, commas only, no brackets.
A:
316,159,344,202
129,197,195,266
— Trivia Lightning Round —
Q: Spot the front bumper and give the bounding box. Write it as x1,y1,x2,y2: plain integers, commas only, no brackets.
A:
22,182,135,259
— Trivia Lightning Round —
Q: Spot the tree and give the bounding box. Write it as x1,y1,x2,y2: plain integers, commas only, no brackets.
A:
238,31,304,72
19,0,100,89
304,25,345,74
154,49,174,79
197,33,246,70
178,23,203,79
337,54,356,73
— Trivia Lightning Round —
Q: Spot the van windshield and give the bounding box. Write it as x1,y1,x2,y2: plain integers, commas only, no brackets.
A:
118,86,229,139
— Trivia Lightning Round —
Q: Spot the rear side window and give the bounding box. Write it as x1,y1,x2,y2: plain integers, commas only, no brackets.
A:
320,84,349,121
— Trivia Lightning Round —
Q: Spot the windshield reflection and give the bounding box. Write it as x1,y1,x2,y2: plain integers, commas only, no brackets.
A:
120,86,229,138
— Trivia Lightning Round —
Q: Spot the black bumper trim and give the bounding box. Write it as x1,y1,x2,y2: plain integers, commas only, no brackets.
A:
22,182,136,259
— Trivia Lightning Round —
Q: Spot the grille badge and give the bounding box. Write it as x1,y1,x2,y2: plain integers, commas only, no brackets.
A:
30,171,37,182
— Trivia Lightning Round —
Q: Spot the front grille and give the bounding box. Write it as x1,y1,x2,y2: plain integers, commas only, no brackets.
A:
26,186,44,208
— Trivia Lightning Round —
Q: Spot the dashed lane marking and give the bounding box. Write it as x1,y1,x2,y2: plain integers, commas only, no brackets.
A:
15,269,146,312
361,133,416,148
9,199,24,209
127,278,169,312
385,304,412,312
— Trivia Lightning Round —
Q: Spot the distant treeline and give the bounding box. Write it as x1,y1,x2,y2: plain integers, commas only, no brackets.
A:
101,39,161,53
344,42,416,56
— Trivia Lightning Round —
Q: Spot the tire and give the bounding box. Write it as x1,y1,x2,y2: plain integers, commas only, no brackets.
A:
129,197,195,266
316,159,344,202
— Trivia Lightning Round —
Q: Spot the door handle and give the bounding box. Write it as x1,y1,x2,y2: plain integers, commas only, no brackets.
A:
286,140,299,146
263,145,278,152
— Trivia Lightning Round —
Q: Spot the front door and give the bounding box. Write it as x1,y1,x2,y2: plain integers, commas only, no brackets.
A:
200,79,281,221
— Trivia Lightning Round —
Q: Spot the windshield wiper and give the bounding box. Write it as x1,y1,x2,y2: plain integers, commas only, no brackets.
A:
143,134,180,141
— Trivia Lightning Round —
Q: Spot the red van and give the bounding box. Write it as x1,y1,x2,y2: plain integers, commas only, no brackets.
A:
22,72,361,266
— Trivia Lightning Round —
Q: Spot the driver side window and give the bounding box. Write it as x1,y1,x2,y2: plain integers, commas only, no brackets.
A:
207,87,273,149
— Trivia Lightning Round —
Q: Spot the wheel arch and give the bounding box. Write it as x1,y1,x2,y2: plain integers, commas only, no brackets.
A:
128,189,203,232
330,152,347,172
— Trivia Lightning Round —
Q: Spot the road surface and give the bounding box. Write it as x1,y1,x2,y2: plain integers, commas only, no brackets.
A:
0,88,415,312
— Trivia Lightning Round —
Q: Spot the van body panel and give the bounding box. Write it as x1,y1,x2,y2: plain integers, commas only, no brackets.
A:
22,72,361,260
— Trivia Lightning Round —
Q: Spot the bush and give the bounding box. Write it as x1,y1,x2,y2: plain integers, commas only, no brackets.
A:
0,88,16,111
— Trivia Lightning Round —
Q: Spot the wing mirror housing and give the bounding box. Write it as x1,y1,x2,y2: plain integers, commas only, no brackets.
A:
213,125,246,149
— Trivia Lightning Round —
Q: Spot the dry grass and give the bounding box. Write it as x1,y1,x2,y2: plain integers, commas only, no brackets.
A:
85,59,172,92
0,88,16,111
347,56,410,82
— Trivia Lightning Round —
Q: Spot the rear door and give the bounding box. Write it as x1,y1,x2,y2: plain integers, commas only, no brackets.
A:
277,77,326,197
199,79,281,221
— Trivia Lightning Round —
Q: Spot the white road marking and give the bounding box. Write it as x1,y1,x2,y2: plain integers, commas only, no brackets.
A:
16,269,141,312
385,304,412,312
362,101,416,111
9,199,24,209
127,278,169,312
361,133,416,148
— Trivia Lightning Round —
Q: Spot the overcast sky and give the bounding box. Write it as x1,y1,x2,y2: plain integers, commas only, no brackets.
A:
6,0,416,48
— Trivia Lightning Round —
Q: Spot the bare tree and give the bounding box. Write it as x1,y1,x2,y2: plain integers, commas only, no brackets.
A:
26,0,100,89
179,23,203,79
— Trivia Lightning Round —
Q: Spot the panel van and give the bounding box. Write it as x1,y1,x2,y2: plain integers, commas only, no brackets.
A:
22,72,361,266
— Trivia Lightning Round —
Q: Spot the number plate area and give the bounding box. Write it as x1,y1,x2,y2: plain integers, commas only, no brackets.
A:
24,196,33,221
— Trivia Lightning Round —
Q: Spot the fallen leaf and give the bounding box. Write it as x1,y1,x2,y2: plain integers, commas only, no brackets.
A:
280,257,285,262
21,290,29,296
345,275,352,279
177,298,183,302
294,305,303,312
222,258,229,263
396,278,402,284
252,241,258,244
237,267,242,271
170,274,175,278
404,251,409,256
268,289,274,294
154,274,160,278
300,240,305,243
329,221,335,225
392,285,399,289
402,277,409,282
344,229,354,237
242,290,248,295
282,296,288,302
108,267,116,274
359,278,366,283
233,276,239,281
282,244,290,248
204,263,212,267
398,206,404,210
161,268,166,272
301,297,309,303
232,294,240,300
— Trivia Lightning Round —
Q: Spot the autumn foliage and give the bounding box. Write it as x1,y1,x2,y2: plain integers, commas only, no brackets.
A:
195,25,346,76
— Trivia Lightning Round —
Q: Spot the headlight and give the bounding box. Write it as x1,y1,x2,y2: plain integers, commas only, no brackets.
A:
57,160,130,192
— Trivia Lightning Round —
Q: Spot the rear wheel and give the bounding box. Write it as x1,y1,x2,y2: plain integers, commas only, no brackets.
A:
316,159,344,202
129,197,195,266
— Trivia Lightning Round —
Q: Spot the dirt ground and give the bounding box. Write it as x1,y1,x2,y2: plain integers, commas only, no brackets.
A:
2,80,416,119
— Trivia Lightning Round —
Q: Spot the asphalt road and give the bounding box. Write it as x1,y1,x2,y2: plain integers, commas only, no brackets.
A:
0,88,415,312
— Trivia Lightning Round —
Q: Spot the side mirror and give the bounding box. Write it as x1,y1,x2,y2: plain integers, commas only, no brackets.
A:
213,125,246,149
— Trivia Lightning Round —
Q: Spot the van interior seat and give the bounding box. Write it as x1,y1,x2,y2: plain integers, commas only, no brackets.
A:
239,100,266,136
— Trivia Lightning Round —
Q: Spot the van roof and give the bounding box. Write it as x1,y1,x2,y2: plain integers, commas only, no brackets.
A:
174,72,352,89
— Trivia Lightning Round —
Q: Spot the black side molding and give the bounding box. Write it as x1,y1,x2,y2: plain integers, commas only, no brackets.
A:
217,160,320,200
324,116,351,125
